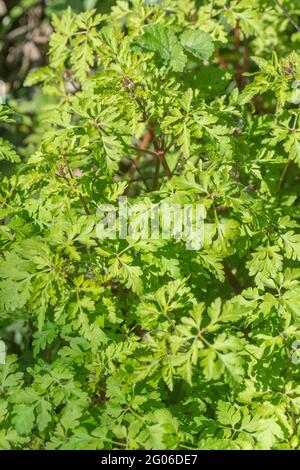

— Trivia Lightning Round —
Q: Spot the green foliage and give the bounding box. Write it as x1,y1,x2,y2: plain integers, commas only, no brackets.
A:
1,0,300,450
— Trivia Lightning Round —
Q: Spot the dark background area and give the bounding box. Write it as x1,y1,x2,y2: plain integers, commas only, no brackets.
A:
0,0,116,96
0,1,116,155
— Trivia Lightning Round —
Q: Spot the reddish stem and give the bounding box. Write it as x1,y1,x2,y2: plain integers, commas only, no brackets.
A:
128,131,151,179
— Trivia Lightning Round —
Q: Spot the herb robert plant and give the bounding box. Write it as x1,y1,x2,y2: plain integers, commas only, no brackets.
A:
1,0,300,451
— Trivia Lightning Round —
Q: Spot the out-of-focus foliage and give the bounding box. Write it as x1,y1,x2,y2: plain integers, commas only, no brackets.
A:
0,1,115,153
1,0,300,450
0,1,115,91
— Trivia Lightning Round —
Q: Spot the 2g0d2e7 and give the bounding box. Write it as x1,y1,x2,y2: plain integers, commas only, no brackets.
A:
145,454,198,465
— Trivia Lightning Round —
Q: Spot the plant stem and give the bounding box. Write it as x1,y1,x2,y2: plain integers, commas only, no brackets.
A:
149,126,172,179
274,0,300,32
128,131,151,179
223,261,242,294
276,159,292,193
153,157,161,190
129,158,151,191
128,145,156,157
